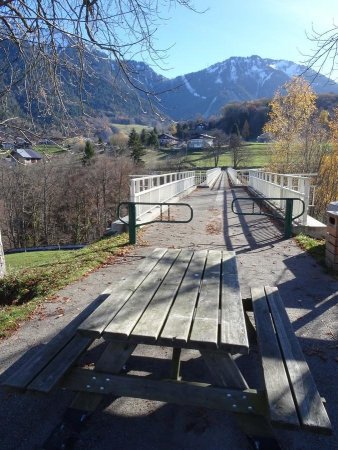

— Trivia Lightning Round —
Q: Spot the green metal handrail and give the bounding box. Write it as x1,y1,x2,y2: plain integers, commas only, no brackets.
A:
118,201,193,244
231,197,305,239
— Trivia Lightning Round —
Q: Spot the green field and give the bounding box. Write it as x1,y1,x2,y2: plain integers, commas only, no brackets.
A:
34,144,67,155
144,142,271,169
5,250,75,270
111,123,152,135
0,234,129,337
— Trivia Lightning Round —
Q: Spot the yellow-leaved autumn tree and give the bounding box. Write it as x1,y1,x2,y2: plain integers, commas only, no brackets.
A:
314,108,338,219
264,77,329,173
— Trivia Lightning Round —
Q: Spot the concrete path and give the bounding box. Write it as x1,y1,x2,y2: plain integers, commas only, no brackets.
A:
0,172,337,450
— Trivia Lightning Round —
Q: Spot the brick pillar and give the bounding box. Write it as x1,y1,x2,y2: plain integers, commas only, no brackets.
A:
326,202,338,273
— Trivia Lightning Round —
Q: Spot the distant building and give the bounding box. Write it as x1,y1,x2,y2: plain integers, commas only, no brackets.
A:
10,148,43,165
0,141,15,150
196,123,207,130
159,133,179,147
187,134,215,149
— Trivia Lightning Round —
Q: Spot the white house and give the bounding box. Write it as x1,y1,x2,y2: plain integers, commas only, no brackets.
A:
187,134,215,149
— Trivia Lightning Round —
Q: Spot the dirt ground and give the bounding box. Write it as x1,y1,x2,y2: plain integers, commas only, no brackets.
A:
0,173,337,450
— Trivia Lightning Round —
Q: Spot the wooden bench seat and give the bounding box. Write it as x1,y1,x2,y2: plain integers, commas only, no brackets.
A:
251,286,332,434
3,329,94,393
2,250,169,393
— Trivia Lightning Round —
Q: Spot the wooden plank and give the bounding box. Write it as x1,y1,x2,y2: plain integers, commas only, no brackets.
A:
28,335,93,393
77,248,168,338
189,250,221,348
95,342,136,373
3,326,83,391
61,368,266,415
220,251,249,354
3,289,112,390
251,287,300,428
159,250,207,346
200,350,248,389
103,249,181,340
130,250,193,343
265,286,332,433
69,341,136,412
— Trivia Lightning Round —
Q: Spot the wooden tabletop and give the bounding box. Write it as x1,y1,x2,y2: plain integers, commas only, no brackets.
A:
77,248,249,354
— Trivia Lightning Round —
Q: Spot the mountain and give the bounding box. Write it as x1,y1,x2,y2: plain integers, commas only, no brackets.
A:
2,49,338,126
151,55,338,120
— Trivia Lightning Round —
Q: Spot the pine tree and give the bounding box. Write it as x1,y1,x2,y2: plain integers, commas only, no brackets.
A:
147,129,159,148
140,128,148,145
82,140,95,165
128,128,139,148
128,128,145,164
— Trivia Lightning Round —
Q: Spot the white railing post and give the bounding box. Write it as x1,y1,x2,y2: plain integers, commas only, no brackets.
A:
129,171,197,222
303,178,310,225
245,170,315,225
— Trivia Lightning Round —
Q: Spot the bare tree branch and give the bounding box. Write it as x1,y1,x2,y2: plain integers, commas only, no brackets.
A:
0,0,197,130
304,23,338,79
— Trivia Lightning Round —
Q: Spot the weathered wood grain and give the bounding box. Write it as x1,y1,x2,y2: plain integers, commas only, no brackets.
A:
28,335,93,393
130,250,193,342
251,286,300,428
62,368,265,415
265,286,332,433
103,249,180,340
189,250,221,347
200,350,248,388
220,251,249,354
3,319,92,391
77,248,168,338
159,250,207,346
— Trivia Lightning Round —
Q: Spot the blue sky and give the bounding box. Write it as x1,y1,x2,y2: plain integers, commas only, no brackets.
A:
143,0,338,78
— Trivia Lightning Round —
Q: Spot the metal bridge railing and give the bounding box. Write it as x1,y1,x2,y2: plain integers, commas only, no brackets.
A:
118,202,193,244
130,171,196,221
248,170,311,225
231,197,305,239
130,169,221,221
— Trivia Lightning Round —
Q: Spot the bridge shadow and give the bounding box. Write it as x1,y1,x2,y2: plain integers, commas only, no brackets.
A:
223,187,284,254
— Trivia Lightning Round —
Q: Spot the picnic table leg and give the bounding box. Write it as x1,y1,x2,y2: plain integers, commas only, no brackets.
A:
200,350,281,450
42,342,136,449
70,341,136,411
171,347,182,380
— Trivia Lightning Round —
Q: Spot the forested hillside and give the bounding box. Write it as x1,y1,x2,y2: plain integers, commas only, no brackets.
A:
2,42,338,131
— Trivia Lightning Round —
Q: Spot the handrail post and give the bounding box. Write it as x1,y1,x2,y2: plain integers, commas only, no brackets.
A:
303,178,310,225
128,202,137,245
284,199,293,238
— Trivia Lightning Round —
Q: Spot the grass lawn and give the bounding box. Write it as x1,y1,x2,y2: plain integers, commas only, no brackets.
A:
0,234,130,338
295,234,326,266
5,250,76,271
34,144,66,155
145,142,271,169
112,123,151,135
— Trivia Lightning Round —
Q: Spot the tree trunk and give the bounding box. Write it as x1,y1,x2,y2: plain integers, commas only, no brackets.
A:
0,229,6,278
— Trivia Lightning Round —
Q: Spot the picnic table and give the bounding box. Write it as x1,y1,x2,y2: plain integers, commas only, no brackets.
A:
2,248,332,448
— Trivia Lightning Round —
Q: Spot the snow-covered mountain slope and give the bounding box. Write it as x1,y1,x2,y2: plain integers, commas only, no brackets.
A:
151,55,338,120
